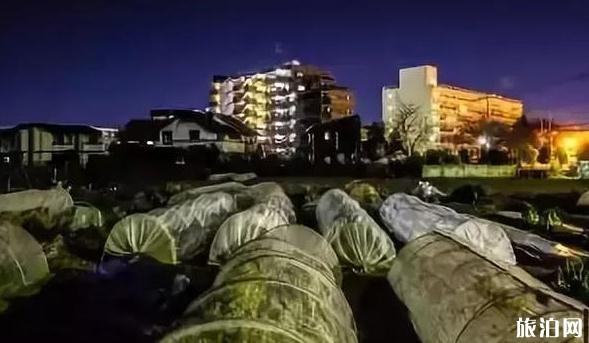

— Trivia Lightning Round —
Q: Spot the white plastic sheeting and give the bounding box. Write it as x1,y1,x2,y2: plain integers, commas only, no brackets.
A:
317,189,396,274
208,204,291,265
0,222,49,301
243,182,296,223
316,189,361,235
208,172,257,183
0,186,74,229
104,192,237,264
70,205,103,231
379,193,516,265
168,182,247,206
162,225,357,343
389,232,587,343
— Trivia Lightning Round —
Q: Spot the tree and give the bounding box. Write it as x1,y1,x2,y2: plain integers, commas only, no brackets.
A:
390,103,433,156
459,119,510,147
364,122,387,160
505,115,540,164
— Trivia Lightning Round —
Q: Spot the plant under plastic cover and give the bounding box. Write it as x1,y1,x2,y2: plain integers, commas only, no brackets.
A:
0,222,49,303
163,225,358,343
161,319,308,343
261,225,339,274
0,186,74,229
208,204,291,265
243,182,296,222
316,189,363,235
104,192,237,264
69,204,103,231
208,172,257,182
380,193,516,265
555,259,589,304
184,279,356,343
167,182,247,206
345,181,382,209
325,212,396,275
389,232,587,343
317,189,396,274
164,225,356,343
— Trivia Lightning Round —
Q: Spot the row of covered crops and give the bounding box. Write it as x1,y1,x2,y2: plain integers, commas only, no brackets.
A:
1,180,588,342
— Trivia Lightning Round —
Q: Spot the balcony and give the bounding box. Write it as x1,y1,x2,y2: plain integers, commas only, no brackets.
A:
51,144,75,151
82,143,107,152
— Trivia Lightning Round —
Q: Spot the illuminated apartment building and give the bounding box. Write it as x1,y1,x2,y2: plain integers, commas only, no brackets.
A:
382,65,523,152
209,60,355,156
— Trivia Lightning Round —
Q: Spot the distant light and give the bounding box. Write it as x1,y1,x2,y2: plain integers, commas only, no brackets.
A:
147,141,154,145
562,137,577,150
477,136,488,145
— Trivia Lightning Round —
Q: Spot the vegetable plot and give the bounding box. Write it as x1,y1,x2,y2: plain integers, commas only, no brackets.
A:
103,192,237,264
162,225,357,343
317,189,396,275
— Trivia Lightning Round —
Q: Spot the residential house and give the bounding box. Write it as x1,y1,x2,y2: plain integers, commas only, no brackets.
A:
0,123,117,167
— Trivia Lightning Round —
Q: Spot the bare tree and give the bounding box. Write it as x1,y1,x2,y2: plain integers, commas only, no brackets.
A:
389,103,433,156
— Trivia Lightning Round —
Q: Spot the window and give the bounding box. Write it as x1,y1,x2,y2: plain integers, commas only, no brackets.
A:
324,131,330,141
189,130,200,142
162,131,173,145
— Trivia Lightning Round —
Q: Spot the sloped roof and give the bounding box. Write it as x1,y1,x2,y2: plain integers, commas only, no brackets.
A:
122,119,172,142
123,109,258,142
0,123,102,135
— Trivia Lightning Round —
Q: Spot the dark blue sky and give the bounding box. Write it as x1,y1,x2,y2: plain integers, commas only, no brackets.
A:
1,0,589,127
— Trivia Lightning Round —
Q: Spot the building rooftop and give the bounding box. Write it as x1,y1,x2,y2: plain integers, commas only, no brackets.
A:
437,84,522,104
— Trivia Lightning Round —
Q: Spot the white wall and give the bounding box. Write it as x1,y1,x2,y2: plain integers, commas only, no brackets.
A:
159,119,217,146
383,66,440,152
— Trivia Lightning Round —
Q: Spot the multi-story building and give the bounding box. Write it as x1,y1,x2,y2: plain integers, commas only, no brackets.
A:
0,123,117,166
209,60,355,156
382,65,523,153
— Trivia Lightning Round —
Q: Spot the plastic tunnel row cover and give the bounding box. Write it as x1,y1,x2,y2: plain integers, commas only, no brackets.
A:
325,212,396,275
215,225,343,290
208,204,292,265
379,193,516,265
242,182,296,222
316,189,396,274
316,188,361,235
103,192,238,264
0,222,49,302
389,232,588,343
160,319,309,343
69,205,103,231
163,225,357,343
0,186,74,229
208,172,257,183
167,182,248,206
345,181,383,208
184,279,356,343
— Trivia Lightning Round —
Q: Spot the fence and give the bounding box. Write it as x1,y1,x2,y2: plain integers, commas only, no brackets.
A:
422,164,517,178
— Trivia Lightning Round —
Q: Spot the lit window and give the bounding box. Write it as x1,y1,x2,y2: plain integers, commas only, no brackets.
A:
324,132,330,140
297,85,305,91
296,72,303,77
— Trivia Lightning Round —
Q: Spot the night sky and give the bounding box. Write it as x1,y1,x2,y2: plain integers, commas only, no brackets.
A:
1,0,588,127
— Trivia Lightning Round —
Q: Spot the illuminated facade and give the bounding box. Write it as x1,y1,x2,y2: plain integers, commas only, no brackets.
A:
382,65,523,152
209,61,354,156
